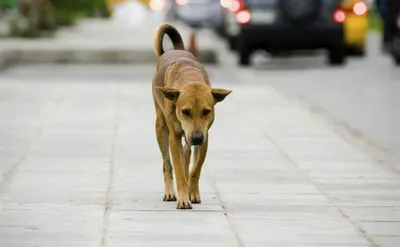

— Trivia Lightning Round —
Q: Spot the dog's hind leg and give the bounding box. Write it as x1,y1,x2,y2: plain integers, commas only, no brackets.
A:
155,108,176,202
189,139,208,204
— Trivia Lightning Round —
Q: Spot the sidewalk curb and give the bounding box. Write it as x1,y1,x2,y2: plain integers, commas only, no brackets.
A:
0,49,218,67
0,19,219,70
0,51,12,71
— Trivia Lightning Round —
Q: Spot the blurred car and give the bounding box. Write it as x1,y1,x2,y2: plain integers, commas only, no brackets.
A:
339,0,369,56
171,0,223,28
213,0,234,36
222,0,348,66
390,0,400,65
112,0,149,25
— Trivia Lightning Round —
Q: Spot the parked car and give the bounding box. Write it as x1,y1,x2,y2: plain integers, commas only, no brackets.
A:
171,0,223,29
339,0,369,56
213,0,233,37
389,0,400,65
222,0,348,66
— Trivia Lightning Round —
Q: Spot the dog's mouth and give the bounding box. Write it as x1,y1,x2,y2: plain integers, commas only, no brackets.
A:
190,139,203,146
185,132,206,146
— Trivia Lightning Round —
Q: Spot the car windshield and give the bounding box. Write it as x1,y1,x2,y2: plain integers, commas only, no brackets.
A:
245,0,340,4
245,0,275,4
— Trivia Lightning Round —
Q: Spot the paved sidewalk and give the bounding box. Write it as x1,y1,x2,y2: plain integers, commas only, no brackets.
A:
0,65,399,247
0,15,217,65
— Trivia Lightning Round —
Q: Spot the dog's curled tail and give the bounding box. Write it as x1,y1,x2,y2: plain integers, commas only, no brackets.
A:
154,23,185,57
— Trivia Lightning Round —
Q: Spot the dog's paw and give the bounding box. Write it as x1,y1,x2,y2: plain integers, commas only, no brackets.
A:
189,188,201,204
163,192,177,202
176,196,192,209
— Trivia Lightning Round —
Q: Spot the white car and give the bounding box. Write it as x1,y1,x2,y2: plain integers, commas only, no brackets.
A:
172,0,223,28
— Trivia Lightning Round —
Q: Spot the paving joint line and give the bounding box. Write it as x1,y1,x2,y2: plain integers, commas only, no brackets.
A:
260,130,380,247
205,166,245,247
277,89,399,174
100,82,121,247
0,84,66,196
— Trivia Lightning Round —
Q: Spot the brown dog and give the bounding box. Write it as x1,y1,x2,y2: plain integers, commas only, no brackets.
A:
152,23,232,209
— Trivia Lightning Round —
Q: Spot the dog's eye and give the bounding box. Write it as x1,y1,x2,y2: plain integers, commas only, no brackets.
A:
182,109,191,117
202,109,211,116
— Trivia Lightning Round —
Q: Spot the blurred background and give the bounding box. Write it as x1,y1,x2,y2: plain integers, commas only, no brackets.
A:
0,0,385,38
0,1,400,245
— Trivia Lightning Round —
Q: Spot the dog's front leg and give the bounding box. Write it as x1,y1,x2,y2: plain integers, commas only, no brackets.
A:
183,142,192,180
189,139,208,204
169,134,192,209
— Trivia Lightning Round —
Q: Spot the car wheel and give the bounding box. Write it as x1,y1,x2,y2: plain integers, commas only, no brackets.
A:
215,24,226,38
239,51,251,66
394,55,400,66
238,38,251,66
347,45,366,57
354,49,366,57
228,36,237,51
328,44,346,66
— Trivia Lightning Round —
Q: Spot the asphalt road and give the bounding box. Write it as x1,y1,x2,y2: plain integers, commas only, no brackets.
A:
212,32,400,171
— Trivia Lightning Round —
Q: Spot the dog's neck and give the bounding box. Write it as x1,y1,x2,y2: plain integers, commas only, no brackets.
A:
175,66,208,86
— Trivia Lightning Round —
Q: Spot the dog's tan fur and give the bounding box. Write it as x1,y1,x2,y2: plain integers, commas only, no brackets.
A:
152,23,232,209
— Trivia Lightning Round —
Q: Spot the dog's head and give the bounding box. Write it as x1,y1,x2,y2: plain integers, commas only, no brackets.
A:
157,82,231,146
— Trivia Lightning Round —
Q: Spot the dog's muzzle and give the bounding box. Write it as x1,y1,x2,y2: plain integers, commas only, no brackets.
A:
190,131,204,146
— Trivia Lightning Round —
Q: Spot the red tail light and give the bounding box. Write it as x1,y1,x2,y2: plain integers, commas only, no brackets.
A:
175,0,187,5
228,0,242,13
333,10,346,23
352,2,368,16
236,9,251,24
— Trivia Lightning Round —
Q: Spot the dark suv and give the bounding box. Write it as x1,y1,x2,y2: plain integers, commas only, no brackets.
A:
389,0,400,66
223,0,347,66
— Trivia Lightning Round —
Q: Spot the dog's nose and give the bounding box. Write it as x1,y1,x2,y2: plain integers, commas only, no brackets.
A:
190,131,204,146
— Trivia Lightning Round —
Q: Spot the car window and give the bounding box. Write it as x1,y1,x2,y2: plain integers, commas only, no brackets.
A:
245,0,275,5
245,0,341,5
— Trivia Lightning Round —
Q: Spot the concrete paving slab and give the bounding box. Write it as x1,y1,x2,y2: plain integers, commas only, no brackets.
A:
0,243,100,247
0,157,16,174
1,65,399,246
371,236,400,247
106,211,238,246
357,222,400,236
231,218,370,245
0,205,103,242
340,207,400,222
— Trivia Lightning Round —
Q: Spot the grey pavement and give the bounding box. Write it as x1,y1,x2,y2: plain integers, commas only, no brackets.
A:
0,14,400,246
0,16,217,65
213,31,400,172
0,60,399,247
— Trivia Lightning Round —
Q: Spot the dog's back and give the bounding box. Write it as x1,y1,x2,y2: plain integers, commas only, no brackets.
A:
153,23,209,88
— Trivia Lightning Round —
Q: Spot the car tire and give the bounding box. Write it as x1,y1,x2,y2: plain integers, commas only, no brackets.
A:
394,55,400,66
239,51,251,66
215,27,225,38
354,49,366,57
328,44,346,66
228,36,237,51
347,45,366,57
238,38,251,66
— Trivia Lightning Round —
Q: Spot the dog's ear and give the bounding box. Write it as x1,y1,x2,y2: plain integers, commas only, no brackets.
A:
156,87,180,101
211,88,232,104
